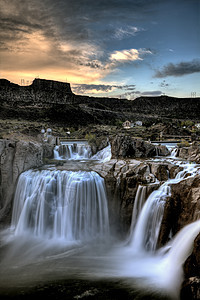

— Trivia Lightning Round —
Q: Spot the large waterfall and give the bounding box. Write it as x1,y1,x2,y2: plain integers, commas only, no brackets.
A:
11,169,109,242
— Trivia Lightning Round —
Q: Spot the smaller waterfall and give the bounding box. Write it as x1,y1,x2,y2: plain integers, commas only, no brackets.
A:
129,185,168,252
129,161,200,253
54,142,112,162
54,142,92,160
11,170,110,242
92,145,112,162
157,220,200,299
170,147,178,158
129,185,147,236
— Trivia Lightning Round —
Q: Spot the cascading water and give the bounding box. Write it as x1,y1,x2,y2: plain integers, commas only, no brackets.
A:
11,169,109,242
1,141,200,299
54,142,92,160
129,184,167,252
129,161,200,253
129,185,147,236
54,142,112,162
91,144,112,162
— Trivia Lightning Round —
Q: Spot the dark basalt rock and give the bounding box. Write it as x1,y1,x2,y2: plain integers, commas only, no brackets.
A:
111,135,169,159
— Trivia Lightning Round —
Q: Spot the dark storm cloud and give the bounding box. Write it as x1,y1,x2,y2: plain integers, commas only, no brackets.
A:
0,1,50,40
0,0,158,74
141,90,162,96
0,0,160,46
115,89,163,99
72,84,136,94
154,59,200,78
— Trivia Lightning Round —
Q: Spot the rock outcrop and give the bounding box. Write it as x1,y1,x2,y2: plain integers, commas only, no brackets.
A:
178,142,200,163
0,78,73,106
111,135,170,159
0,139,44,223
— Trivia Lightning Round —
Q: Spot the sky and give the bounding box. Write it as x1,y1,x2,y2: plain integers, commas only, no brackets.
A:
0,0,199,99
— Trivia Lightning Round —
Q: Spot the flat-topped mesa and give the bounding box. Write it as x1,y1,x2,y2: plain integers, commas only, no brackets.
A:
31,78,72,93
0,78,73,106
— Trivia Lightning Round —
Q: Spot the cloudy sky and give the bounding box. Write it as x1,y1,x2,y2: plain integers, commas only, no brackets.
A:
0,0,199,98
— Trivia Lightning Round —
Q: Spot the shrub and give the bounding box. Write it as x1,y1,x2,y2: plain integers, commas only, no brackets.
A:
177,140,190,148
85,133,96,144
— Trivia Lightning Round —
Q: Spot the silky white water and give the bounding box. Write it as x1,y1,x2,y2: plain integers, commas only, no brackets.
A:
11,169,109,241
0,146,200,299
54,142,112,162
54,142,92,160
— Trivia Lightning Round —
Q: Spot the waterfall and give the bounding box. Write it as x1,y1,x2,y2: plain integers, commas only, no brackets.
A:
128,161,200,253
11,169,110,242
170,147,178,158
1,142,200,299
54,142,112,162
91,144,112,162
129,185,147,236
154,220,200,299
129,185,168,252
54,142,92,160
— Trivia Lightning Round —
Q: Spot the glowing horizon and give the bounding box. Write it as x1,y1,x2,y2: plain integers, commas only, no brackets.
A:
0,0,199,99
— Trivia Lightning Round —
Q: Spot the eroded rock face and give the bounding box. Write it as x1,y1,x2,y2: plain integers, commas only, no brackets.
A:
93,158,178,235
181,276,200,300
111,135,170,159
158,175,200,247
178,142,200,163
0,139,44,223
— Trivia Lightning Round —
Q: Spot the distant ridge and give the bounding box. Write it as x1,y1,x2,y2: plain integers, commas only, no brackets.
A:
0,78,199,125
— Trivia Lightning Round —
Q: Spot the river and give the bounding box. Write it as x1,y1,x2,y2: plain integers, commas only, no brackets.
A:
0,142,200,299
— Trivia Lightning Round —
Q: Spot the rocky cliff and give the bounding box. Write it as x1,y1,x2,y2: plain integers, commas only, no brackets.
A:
0,78,72,106
0,139,54,224
177,142,200,163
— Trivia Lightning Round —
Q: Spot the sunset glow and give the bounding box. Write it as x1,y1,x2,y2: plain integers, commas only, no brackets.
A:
0,0,199,98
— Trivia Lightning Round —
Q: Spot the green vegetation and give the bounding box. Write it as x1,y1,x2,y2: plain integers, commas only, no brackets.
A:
177,140,190,148
115,119,123,127
181,120,194,127
85,133,96,144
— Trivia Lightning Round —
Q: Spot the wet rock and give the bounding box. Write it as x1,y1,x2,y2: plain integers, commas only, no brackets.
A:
149,162,169,181
168,164,183,179
111,135,157,158
178,142,200,163
0,139,44,223
181,277,200,300
157,144,170,156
